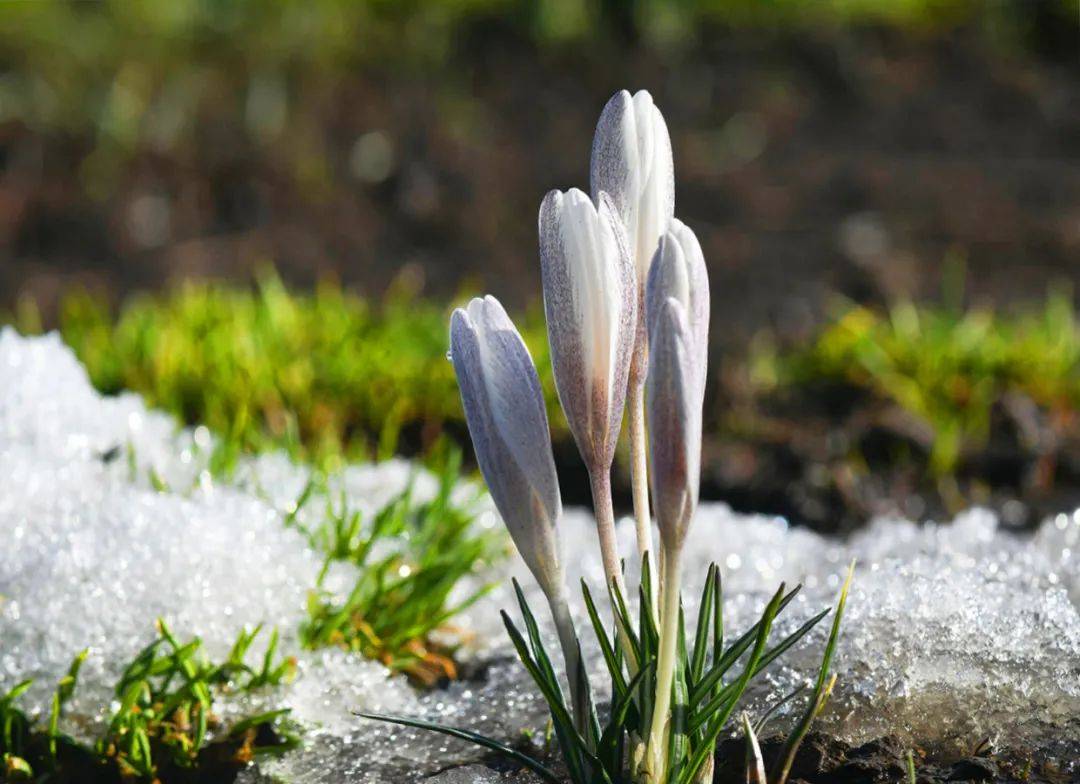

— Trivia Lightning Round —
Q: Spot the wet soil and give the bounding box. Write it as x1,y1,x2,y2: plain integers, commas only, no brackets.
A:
699,381,1080,535
713,733,1076,784
552,373,1080,536
448,733,1077,783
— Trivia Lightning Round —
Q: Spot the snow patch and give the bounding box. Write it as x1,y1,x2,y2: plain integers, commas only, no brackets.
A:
1,329,1078,782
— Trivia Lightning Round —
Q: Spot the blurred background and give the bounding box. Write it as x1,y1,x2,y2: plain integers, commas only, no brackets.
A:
3,0,1080,532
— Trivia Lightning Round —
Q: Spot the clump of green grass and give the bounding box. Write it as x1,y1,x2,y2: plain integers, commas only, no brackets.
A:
1,651,86,780
753,288,1080,476
293,449,502,686
0,621,298,783
9,272,557,471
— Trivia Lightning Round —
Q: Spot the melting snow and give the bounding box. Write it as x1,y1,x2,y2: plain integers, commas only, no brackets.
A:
1,329,1077,782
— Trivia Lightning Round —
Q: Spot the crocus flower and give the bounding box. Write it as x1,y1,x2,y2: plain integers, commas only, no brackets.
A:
538,187,637,624
645,218,710,402
645,297,702,553
538,188,636,475
450,295,592,734
590,88,675,382
449,295,564,598
643,295,705,778
591,89,676,593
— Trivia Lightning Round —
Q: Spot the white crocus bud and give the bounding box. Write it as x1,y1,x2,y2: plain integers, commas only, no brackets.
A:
646,218,710,402
450,295,591,736
643,295,705,778
645,297,702,554
538,188,636,474
449,296,565,598
590,89,675,383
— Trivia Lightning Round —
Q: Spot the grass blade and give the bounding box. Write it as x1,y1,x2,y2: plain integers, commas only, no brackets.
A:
355,712,562,783
772,562,854,784
689,606,830,733
597,661,654,770
695,587,807,708
742,713,767,784
690,563,717,687
582,580,629,700
679,583,785,784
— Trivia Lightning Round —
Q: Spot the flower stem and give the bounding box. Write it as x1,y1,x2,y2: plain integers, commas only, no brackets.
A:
646,545,682,782
548,590,591,743
627,382,659,619
589,466,629,607
589,466,638,672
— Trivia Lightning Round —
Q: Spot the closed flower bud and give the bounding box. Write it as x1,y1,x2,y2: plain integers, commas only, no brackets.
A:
645,298,701,553
538,188,636,473
645,218,710,400
450,296,565,599
591,89,675,382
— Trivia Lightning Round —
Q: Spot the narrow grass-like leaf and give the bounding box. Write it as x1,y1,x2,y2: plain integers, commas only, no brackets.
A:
582,580,629,700
355,712,562,783
667,610,690,781
501,612,589,782
691,585,805,706
514,580,602,755
1,681,33,706
690,563,717,687
229,709,291,737
742,713,767,784
608,579,643,664
638,559,660,654
753,683,807,736
691,606,830,729
512,582,567,706
772,562,854,784
711,566,723,680
597,661,654,770
679,583,785,784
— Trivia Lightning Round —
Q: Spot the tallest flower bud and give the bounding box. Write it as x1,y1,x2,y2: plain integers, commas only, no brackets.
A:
590,89,675,383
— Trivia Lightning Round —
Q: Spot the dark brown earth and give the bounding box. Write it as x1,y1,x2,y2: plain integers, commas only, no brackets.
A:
697,376,1080,534
438,732,1078,783
5,25,1080,355
713,733,1077,784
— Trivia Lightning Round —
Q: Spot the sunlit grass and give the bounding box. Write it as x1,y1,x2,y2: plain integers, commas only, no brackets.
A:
0,621,298,782
9,271,558,471
752,287,1080,476
17,272,1078,486
293,449,504,686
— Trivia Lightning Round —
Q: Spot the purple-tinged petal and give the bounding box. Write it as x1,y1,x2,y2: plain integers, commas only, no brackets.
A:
450,297,564,597
646,297,701,552
539,188,636,471
646,218,710,400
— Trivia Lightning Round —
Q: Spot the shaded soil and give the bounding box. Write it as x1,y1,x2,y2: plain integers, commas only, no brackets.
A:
457,733,1077,783
555,374,1080,535
698,380,1080,534
712,733,1077,784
